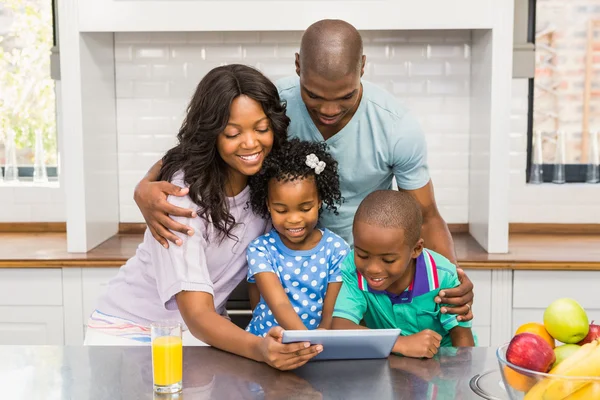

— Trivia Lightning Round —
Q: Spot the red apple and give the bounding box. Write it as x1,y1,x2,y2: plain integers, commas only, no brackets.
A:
506,332,556,373
577,321,600,345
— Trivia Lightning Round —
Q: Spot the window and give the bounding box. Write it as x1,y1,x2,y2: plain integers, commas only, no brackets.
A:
0,0,58,182
527,0,600,183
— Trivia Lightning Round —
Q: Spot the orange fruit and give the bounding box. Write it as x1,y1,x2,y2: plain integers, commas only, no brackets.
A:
503,365,537,392
515,322,556,349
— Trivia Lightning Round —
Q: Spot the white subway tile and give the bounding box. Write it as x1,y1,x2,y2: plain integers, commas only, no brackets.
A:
168,80,196,99
391,80,427,95
151,64,186,80
276,44,300,59
442,30,471,43
371,62,408,77
243,44,277,59
429,169,469,188
151,99,187,118
135,116,172,134
183,62,224,82
427,153,469,171
441,96,470,114
259,31,303,43
434,187,469,206
170,45,206,61
118,152,164,173
0,187,15,204
203,45,243,60
117,116,136,134
13,187,62,204
362,31,409,44
30,204,65,222
116,63,151,80
363,44,392,59
391,44,426,60
445,61,470,76
427,78,468,95
149,32,187,44
223,31,260,44
427,45,464,59
117,99,152,118
186,32,225,44
132,81,169,98
408,31,448,43
114,45,133,63
437,205,468,223
120,204,144,223
133,45,169,62
255,62,295,80
408,61,445,77
0,204,31,222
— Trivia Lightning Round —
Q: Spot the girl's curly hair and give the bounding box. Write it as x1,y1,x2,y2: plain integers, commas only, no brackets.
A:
249,138,342,219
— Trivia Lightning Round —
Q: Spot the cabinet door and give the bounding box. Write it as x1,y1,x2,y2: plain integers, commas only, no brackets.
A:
0,306,64,345
463,269,492,347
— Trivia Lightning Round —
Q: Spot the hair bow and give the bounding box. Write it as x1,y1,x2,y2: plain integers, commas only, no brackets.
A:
305,153,326,175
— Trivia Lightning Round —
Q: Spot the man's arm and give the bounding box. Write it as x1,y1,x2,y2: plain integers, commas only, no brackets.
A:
133,159,196,248
402,180,474,321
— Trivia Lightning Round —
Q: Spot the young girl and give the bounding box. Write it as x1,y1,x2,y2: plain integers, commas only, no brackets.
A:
244,138,350,336
85,65,322,370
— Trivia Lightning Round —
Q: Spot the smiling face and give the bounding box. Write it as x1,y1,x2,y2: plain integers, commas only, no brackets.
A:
296,59,364,137
352,220,424,294
267,175,322,251
217,95,274,194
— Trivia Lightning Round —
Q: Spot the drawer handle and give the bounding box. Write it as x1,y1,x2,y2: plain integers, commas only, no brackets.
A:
227,310,253,316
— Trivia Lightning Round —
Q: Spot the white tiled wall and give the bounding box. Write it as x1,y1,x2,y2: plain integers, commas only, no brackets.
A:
0,185,65,222
115,30,472,223
509,79,600,222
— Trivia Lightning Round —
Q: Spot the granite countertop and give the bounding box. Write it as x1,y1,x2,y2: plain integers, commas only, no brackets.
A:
0,345,503,399
1,231,599,269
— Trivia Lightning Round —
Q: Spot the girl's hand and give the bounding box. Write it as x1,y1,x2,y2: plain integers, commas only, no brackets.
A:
257,327,322,370
394,329,442,359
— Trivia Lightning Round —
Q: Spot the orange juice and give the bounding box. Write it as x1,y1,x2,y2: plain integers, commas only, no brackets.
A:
152,335,182,386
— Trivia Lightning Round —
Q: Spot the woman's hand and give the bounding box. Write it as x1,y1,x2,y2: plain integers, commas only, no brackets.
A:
256,327,322,370
434,268,474,322
133,179,197,248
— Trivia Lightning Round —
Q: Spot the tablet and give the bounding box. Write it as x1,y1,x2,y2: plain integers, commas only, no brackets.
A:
281,329,401,361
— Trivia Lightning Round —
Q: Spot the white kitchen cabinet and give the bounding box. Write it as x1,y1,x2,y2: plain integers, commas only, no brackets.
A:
0,269,64,345
465,269,493,347
0,306,64,345
512,271,600,336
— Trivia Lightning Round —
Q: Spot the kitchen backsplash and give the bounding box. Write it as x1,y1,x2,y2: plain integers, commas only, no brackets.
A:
115,30,472,223
3,31,596,223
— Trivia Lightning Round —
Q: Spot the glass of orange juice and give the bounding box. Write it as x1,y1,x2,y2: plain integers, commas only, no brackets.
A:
151,321,183,394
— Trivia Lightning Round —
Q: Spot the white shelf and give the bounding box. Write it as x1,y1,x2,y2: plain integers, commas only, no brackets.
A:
77,0,494,32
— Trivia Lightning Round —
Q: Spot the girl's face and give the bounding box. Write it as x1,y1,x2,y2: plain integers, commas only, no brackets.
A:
217,95,274,191
267,175,322,251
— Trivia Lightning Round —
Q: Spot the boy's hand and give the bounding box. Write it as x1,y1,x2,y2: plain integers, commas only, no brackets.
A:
434,268,474,322
394,330,441,359
133,179,196,248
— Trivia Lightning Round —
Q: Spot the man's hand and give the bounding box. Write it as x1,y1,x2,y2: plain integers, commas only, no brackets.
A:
133,179,197,248
434,268,474,322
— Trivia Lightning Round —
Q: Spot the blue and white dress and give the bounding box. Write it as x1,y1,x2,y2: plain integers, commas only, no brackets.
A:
245,228,350,337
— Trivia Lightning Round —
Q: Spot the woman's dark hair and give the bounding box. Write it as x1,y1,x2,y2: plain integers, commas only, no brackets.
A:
158,64,289,241
249,138,342,219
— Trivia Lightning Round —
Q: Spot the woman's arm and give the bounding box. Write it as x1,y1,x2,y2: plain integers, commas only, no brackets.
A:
176,291,321,370
449,326,475,347
254,272,307,330
317,282,342,329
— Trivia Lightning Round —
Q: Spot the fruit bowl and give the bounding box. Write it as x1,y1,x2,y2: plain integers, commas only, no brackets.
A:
497,343,600,399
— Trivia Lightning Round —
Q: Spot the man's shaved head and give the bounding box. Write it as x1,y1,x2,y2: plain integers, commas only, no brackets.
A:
354,190,423,246
298,19,364,80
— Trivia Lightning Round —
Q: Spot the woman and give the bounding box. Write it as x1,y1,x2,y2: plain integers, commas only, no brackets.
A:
84,64,321,371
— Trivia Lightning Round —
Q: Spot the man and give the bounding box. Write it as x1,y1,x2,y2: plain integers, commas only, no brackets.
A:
133,20,474,320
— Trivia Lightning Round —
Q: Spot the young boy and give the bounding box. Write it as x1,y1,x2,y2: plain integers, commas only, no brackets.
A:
332,190,475,358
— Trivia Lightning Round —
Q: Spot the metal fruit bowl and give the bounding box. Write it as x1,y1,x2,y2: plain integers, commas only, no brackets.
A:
496,343,600,400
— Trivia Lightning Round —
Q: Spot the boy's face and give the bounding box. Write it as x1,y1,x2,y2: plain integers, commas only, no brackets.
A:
352,220,423,293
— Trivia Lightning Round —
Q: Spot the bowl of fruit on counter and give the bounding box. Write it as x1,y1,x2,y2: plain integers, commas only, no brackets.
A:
496,298,600,400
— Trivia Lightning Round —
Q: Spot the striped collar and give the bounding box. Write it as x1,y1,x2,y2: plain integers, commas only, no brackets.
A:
356,249,440,304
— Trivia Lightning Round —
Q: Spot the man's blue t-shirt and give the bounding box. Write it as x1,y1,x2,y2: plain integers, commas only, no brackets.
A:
276,76,430,245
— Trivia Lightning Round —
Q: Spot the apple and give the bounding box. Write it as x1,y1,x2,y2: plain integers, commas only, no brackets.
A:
506,332,556,373
576,321,600,345
543,298,589,344
552,344,581,368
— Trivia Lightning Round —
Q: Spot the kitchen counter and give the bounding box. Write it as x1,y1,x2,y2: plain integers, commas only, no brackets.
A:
1,231,599,269
0,345,500,399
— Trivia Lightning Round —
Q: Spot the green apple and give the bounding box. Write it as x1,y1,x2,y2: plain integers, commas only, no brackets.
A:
552,344,581,368
543,298,589,344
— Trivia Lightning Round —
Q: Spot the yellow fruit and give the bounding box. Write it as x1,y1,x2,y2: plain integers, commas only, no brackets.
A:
504,365,536,392
562,382,600,400
524,340,600,400
516,322,556,349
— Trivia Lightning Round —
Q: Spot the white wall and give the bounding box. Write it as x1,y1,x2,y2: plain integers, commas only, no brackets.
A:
115,30,472,223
